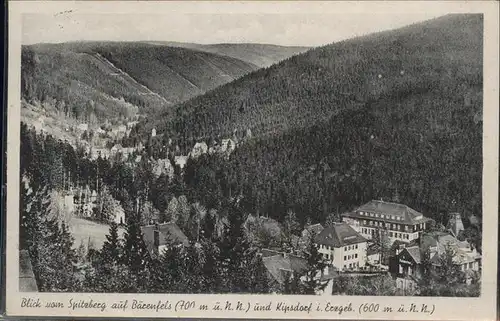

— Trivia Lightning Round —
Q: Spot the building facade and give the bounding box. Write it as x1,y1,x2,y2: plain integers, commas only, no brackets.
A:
315,222,368,271
342,200,433,245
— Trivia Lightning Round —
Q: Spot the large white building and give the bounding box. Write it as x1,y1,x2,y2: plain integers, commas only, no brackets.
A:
342,200,433,245
315,222,368,271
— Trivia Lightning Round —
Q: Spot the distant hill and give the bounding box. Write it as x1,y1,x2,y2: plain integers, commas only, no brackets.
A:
158,14,482,141
145,42,310,68
21,41,258,123
164,14,483,229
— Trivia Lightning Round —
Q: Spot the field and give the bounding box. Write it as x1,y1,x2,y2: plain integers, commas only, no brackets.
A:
68,217,125,250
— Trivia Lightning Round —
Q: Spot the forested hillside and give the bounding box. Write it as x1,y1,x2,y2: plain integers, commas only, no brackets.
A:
156,14,482,141
160,14,483,233
21,42,258,122
155,42,310,68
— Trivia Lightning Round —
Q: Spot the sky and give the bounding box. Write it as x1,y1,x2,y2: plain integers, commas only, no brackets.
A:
22,11,448,47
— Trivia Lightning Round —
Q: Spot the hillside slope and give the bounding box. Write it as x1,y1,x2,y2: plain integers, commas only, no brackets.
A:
159,14,482,140
21,42,258,122
171,14,482,231
154,42,310,68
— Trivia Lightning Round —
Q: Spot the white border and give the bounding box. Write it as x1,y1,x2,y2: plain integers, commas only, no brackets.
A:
6,1,499,320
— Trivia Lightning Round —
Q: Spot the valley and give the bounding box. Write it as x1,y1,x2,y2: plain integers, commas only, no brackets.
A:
19,14,483,297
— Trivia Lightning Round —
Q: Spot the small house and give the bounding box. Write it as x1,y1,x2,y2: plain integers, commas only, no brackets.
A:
141,222,189,255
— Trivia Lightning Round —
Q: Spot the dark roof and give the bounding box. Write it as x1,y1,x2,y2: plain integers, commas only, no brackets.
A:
19,250,38,292
303,223,324,235
141,222,189,251
261,251,308,285
405,246,422,264
343,200,432,225
367,242,381,256
314,222,366,248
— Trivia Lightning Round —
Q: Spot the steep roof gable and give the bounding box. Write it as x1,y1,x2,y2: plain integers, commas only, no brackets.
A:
315,223,366,248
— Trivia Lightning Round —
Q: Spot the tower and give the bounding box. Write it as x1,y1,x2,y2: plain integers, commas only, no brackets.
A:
446,212,464,237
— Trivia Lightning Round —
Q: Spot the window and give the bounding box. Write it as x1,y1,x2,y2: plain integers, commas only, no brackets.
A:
381,214,385,218
363,220,367,225
355,244,358,249
355,254,358,259
469,262,473,269
375,213,379,217
360,211,364,215
344,256,347,260
390,232,393,237
399,265,403,274
344,246,347,251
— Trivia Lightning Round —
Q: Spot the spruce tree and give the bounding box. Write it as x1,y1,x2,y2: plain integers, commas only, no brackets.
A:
302,232,328,294
122,213,151,291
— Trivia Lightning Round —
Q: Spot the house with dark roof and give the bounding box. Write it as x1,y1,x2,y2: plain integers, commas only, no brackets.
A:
314,222,368,271
342,200,433,245
141,222,189,255
260,249,337,295
389,231,481,290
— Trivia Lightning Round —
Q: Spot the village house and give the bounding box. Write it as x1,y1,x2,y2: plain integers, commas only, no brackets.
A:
90,148,110,160
77,123,89,132
260,249,337,295
389,231,482,291
174,155,188,170
261,249,307,293
342,200,433,245
189,142,208,159
113,204,126,225
152,158,175,179
141,222,189,256
220,138,236,154
315,222,368,271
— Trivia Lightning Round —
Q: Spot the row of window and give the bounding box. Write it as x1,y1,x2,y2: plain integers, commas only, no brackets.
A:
461,262,477,271
361,228,413,240
359,211,402,221
344,262,360,269
344,244,358,251
320,244,359,251
344,254,358,261
389,231,412,240
361,220,426,232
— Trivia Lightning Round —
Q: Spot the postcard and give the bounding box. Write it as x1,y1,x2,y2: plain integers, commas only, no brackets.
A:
5,1,499,320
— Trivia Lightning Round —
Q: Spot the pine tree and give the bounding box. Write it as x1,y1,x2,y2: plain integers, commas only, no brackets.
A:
302,232,328,294
122,213,151,291
101,221,121,267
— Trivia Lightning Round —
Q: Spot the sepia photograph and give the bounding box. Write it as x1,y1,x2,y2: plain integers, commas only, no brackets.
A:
5,1,499,320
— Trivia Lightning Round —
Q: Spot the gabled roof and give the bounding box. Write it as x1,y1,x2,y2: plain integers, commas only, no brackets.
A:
405,246,422,264
315,222,366,248
343,200,432,225
303,223,324,235
141,222,189,252
261,251,308,285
